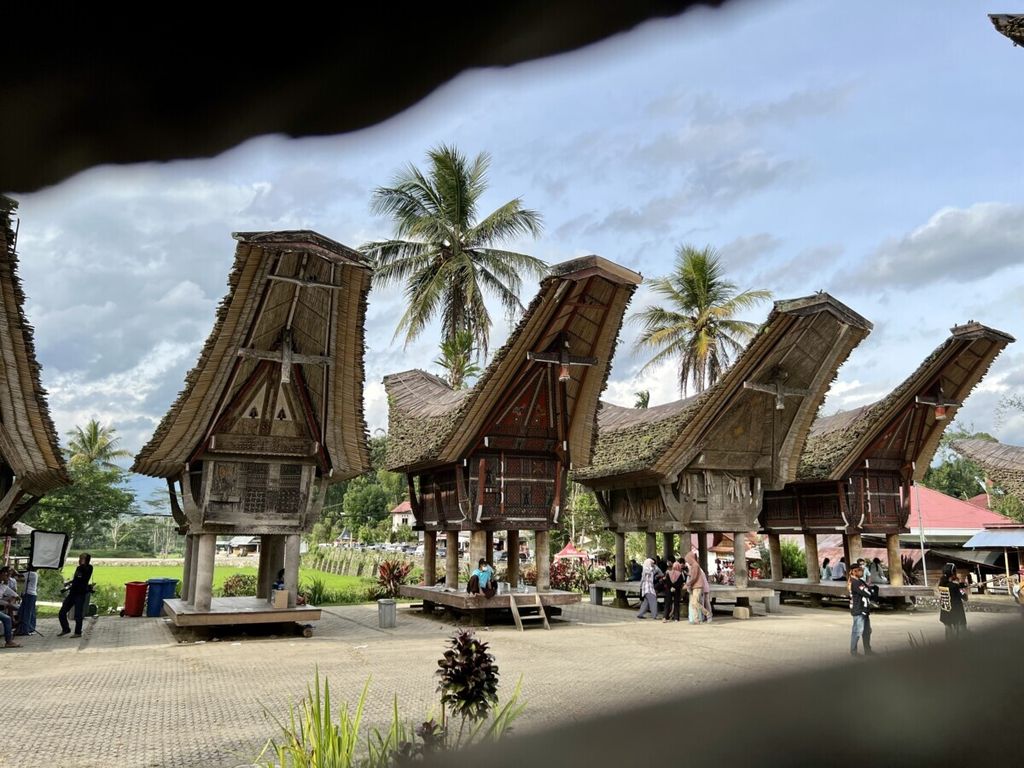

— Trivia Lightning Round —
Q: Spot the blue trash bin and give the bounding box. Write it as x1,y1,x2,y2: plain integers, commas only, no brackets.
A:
146,578,170,617
160,578,180,604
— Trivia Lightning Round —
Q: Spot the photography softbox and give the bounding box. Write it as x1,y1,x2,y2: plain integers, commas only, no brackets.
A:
29,530,70,570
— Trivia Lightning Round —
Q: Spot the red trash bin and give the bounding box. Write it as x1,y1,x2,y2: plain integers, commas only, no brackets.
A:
122,581,148,617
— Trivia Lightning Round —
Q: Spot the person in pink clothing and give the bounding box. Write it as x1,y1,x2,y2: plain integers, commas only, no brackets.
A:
684,551,712,624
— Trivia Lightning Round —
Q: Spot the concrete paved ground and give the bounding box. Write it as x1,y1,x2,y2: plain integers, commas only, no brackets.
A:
1,601,1014,768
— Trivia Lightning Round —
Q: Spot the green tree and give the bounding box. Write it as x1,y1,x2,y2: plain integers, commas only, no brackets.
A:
925,427,995,499
24,462,136,546
342,476,390,528
434,330,483,389
67,419,132,469
362,144,546,355
633,390,650,409
631,245,772,395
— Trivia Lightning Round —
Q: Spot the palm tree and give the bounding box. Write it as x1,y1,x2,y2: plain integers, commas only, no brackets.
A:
67,419,132,469
634,390,650,409
361,144,546,355
631,245,772,395
434,330,483,390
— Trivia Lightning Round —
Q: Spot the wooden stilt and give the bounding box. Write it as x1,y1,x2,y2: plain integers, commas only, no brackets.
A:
645,531,657,560
194,534,216,611
733,533,749,588
424,531,437,586
446,530,459,588
535,529,550,590
768,533,783,581
662,531,674,561
256,536,271,598
848,531,863,565
485,530,494,563
181,534,194,600
804,533,820,583
284,534,301,609
886,533,904,587
470,530,487,567
506,530,520,586
697,532,709,573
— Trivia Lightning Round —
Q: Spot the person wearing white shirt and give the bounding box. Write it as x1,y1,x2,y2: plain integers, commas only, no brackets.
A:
0,567,21,648
831,557,847,581
16,567,38,636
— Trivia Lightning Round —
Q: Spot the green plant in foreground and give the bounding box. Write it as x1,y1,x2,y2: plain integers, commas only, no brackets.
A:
257,631,524,766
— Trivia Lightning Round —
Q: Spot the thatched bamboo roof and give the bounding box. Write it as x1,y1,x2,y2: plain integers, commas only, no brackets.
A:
133,230,372,481
575,293,871,487
952,438,1024,500
990,14,1024,46
0,196,69,507
797,323,1014,482
385,256,642,472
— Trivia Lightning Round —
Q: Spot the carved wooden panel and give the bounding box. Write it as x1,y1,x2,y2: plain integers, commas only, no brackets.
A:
468,452,556,524
848,470,906,529
419,468,459,527
209,433,316,457
481,368,558,453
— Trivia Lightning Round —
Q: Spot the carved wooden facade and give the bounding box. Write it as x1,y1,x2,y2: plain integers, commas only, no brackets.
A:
760,323,1014,536
132,230,371,611
386,256,642,536
576,294,873,536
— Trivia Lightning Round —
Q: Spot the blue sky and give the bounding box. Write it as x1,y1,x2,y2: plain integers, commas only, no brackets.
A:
8,2,1024,500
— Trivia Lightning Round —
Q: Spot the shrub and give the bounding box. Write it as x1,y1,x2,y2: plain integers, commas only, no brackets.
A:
90,584,123,614
220,573,258,597
300,577,329,606
36,569,66,600
376,559,412,599
519,560,603,592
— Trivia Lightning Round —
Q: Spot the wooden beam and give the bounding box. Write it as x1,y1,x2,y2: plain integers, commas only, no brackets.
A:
266,274,346,290
236,347,333,367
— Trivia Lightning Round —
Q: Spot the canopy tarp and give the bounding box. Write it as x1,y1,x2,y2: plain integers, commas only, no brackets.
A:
963,528,1024,548
554,541,589,561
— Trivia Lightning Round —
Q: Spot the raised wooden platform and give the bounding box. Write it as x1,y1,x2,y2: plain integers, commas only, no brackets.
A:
164,597,322,627
400,584,580,626
750,578,934,599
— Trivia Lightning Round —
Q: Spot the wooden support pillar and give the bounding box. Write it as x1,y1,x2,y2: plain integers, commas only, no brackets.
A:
469,529,487,568
733,533,749,588
424,531,437,586
445,530,459,588
613,530,627,608
284,534,301,609
193,533,216,612
848,531,863,565
535,529,550,591
662,532,674,561
886,533,904,587
256,536,272,599
645,531,657,560
506,530,520,586
614,531,626,581
842,534,852,570
187,535,201,604
181,534,194,600
768,533,783,581
804,533,820,584
485,530,494,563
697,532,709,573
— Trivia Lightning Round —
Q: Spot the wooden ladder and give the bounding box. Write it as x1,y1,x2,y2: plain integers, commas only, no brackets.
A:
509,592,550,631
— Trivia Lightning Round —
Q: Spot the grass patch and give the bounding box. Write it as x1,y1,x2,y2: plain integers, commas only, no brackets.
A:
49,564,374,605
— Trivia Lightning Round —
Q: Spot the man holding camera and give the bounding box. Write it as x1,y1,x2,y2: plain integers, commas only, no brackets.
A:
58,552,93,638
849,561,876,656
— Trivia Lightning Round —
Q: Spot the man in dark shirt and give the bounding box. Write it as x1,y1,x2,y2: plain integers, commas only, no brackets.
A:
58,553,93,638
849,562,875,656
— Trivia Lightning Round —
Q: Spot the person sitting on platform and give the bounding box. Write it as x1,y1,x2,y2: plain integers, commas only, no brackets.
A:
467,559,496,598
832,557,847,581
629,559,642,581
635,558,663,620
273,569,286,591
869,557,888,584
0,573,22,648
821,557,833,580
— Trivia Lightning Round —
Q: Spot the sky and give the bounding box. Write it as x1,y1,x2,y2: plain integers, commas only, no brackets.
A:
7,2,1024,501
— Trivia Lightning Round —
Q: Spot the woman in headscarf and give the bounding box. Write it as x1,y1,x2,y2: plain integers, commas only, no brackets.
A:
663,560,686,622
938,563,967,640
685,550,712,624
635,558,662,620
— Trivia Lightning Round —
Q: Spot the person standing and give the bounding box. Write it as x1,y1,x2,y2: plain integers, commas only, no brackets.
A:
58,553,93,638
15,566,38,636
937,563,967,640
849,562,875,656
635,558,662,619
685,550,712,624
662,561,685,622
